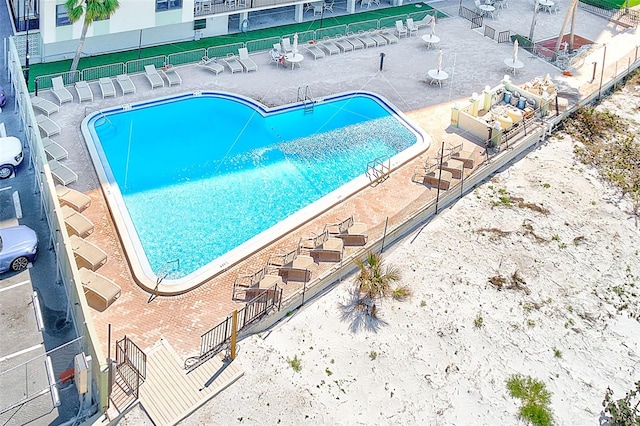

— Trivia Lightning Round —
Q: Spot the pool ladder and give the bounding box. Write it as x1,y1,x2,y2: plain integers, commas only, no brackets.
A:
297,86,314,114
84,106,115,128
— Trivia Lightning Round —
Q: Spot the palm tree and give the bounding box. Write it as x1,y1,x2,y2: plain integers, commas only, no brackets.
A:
65,0,120,74
354,252,401,316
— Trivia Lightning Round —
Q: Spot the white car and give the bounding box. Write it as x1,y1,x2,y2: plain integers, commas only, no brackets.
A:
0,136,24,179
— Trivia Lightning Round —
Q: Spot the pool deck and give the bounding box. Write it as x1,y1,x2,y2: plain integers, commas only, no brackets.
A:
36,0,636,366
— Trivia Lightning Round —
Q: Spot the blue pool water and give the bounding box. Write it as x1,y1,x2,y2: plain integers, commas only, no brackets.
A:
86,92,423,282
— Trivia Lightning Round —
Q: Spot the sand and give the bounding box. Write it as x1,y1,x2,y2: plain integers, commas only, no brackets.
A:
171,110,640,423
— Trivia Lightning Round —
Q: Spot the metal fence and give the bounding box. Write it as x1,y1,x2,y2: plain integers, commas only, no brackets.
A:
578,0,640,27
0,337,84,416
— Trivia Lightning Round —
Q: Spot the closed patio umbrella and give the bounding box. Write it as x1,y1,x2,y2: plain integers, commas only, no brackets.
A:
293,33,299,54
430,16,436,36
513,38,519,63
437,49,443,73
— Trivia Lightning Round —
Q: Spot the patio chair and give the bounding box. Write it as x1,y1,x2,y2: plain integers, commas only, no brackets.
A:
42,137,68,161
115,74,136,95
268,247,315,282
31,96,59,116
380,27,399,44
163,66,182,86
369,29,388,46
36,114,61,137
61,205,94,238
199,56,225,74
305,43,326,60
238,47,258,72
326,215,368,246
299,229,344,262
281,37,293,53
323,0,334,13
98,77,117,98
313,3,323,16
334,35,354,52
70,235,107,272
78,267,121,311
221,53,244,74
75,80,94,103
406,18,419,37
144,64,165,89
56,185,91,212
234,265,283,300
395,20,408,38
51,76,74,105
49,159,78,186
320,37,340,55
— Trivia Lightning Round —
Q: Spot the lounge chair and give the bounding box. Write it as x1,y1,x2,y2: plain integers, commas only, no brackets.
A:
281,37,293,53
31,96,59,116
414,14,434,30
51,76,74,105
78,267,121,311
42,137,68,161
305,43,325,60
238,47,258,72
49,159,78,186
98,77,117,98
369,30,388,46
199,56,225,74
412,162,453,189
406,18,419,37
326,215,368,246
61,205,94,238
56,185,91,212
115,74,136,95
221,54,244,74
395,20,408,38
163,66,182,86
346,32,365,50
70,235,107,272
268,247,315,282
144,64,165,89
75,81,94,103
36,114,61,137
320,37,340,55
380,28,399,44
356,30,376,48
233,265,283,300
334,35,354,53
299,229,344,262
447,143,476,169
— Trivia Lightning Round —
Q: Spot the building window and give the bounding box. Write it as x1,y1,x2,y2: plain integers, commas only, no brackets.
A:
56,5,71,26
156,0,182,11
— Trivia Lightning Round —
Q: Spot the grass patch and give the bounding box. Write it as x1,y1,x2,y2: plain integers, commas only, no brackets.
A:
287,355,302,372
506,374,554,426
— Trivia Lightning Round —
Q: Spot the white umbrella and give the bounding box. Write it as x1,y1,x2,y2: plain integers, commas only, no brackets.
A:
430,16,436,37
437,49,443,73
293,33,299,54
513,39,519,63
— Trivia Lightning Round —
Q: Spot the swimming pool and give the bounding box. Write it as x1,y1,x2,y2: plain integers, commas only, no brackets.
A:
82,91,428,289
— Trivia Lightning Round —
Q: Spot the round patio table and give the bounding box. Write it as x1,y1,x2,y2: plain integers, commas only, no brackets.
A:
421,34,441,50
285,53,304,70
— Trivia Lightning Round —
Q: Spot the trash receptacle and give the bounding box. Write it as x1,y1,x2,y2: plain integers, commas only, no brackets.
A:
517,97,526,109
504,91,511,104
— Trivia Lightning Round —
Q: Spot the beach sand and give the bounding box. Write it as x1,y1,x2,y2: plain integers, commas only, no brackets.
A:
172,128,640,424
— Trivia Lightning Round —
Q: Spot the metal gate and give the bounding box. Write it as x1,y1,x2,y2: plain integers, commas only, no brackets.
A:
114,336,146,399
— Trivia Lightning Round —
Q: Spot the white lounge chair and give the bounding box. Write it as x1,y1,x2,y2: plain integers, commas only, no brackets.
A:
98,78,116,98
281,37,293,53
380,28,399,44
78,267,121,311
163,66,182,86
61,205,94,238
51,76,73,105
75,80,94,103
70,235,107,272
356,30,376,48
49,159,78,186
406,18,419,37
238,47,258,72
144,65,165,89
56,185,91,212
320,37,340,55
199,56,225,74
415,14,434,30
115,74,136,95
395,20,408,38
31,96,59,116
346,32,365,50
305,43,325,59
36,114,61,137
221,54,244,74
42,137,68,161
369,30,388,46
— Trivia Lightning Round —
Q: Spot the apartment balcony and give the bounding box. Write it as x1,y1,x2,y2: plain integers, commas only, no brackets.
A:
194,0,299,16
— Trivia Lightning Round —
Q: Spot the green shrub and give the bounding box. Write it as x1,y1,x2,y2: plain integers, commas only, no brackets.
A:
506,374,554,426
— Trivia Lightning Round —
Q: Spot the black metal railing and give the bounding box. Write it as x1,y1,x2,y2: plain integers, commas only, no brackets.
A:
497,30,511,43
484,25,496,40
115,336,147,398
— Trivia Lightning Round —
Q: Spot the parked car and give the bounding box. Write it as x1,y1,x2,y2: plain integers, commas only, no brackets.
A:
0,136,24,179
0,85,6,107
0,225,38,273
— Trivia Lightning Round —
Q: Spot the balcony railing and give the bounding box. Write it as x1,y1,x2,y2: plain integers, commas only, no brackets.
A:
194,0,300,16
